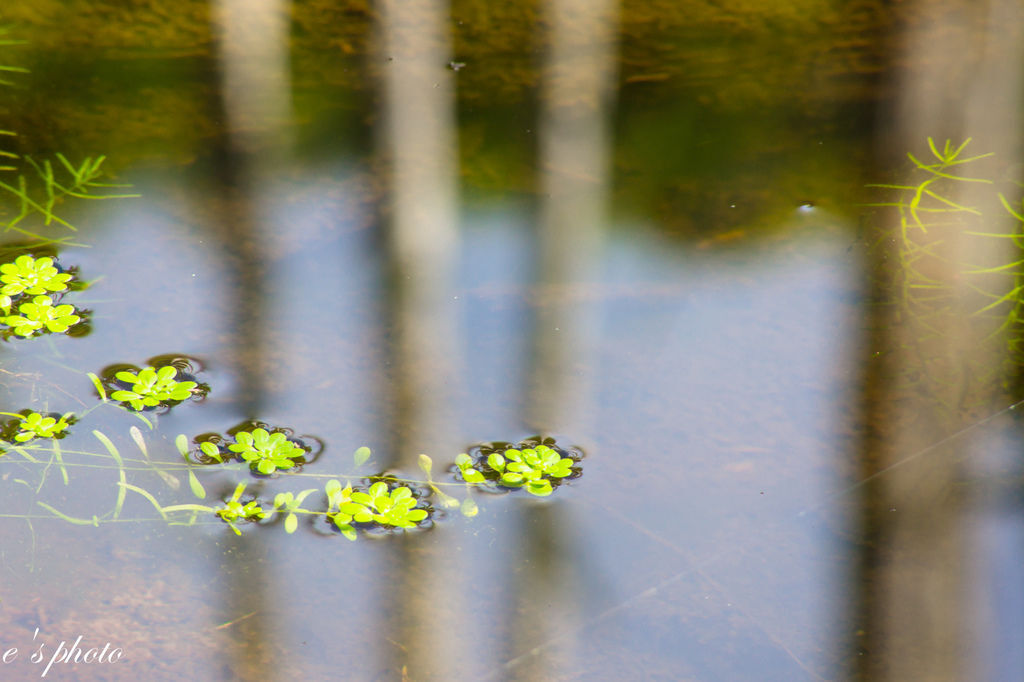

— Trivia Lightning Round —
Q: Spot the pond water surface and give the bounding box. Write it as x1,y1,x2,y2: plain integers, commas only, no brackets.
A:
2,1,1024,681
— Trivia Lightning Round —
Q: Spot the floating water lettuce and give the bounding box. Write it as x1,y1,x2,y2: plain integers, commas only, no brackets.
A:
0,410,72,443
110,365,198,411
455,437,582,497
228,427,306,474
0,254,72,297
343,481,428,527
1,295,80,336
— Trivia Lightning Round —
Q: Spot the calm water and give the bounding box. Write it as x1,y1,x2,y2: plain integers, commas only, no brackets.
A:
2,1,1024,680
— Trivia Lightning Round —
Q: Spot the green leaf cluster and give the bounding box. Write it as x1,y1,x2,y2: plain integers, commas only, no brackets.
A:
461,443,576,497
1,294,80,336
216,483,267,533
228,427,305,474
0,410,72,443
0,254,72,299
331,480,428,529
110,366,198,411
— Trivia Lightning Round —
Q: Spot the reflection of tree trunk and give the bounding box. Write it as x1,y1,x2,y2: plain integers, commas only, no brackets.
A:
376,0,460,467
527,0,617,437
504,1,617,679
209,0,293,417
204,1,294,678
852,2,1024,679
375,0,464,678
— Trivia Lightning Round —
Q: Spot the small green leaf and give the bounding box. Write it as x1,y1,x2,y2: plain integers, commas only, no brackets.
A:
129,425,147,455
175,433,189,459
418,454,433,476
325,479,342,498
487,453,505,472
88,372,107,401
454,453,472,469
285,513,298,534
501,472,524,486
526,479,553,496
353,446,371,468
462,468,485,483
188,469,206,499
461,497,478,517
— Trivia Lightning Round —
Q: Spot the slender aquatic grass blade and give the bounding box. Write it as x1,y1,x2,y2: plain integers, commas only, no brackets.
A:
93,430,127,519
87,372,107,401
52,440,69,485
118,483,168,519
10,445,39,463
36,502,98,526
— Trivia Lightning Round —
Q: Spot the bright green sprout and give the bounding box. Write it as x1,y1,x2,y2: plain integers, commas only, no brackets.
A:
109,366,197,411
0,254,72,297
483,444,574,497
228,428,305,475
1,294,80,336
336,481,429,528
324,479,358,540
216,483,266,535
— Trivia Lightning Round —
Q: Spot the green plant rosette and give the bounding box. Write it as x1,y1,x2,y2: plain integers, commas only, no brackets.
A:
335,481,429,529
0,254,72,297
1,295,80,336
1,410,73,443
228,428,306,475
109,365,198,411
456,441,579,497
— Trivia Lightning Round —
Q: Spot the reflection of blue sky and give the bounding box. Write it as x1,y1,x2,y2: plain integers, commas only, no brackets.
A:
7,174,861,677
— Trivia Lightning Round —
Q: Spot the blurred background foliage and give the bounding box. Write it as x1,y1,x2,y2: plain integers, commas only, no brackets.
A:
0,0,995,243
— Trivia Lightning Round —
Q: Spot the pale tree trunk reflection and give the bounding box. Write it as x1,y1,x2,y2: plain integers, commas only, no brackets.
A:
854,1,1024,679
208,0,293,677
375,0,468,678
506,0,618,679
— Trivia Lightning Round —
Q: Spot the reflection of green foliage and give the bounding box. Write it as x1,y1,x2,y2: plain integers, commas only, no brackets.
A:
110,366,198,411
867,138,1024,404
228,428,305,475
2,37,138,243
0,254,71,296
1,294,80,335
0,410,72,443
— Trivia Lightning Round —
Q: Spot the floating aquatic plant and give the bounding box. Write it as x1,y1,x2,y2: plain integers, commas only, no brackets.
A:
0,410,73,443
455,436,582,497
228,427,306,474
1,294,80,336
216,482,267,534
335,480,429,528
109,365,199,411
0,254,72,298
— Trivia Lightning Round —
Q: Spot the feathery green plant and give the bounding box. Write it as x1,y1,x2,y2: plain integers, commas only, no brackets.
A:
1,37,138,243
867,137,1024,399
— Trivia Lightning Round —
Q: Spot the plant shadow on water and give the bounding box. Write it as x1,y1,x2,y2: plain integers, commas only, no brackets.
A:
5,2,1024,681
